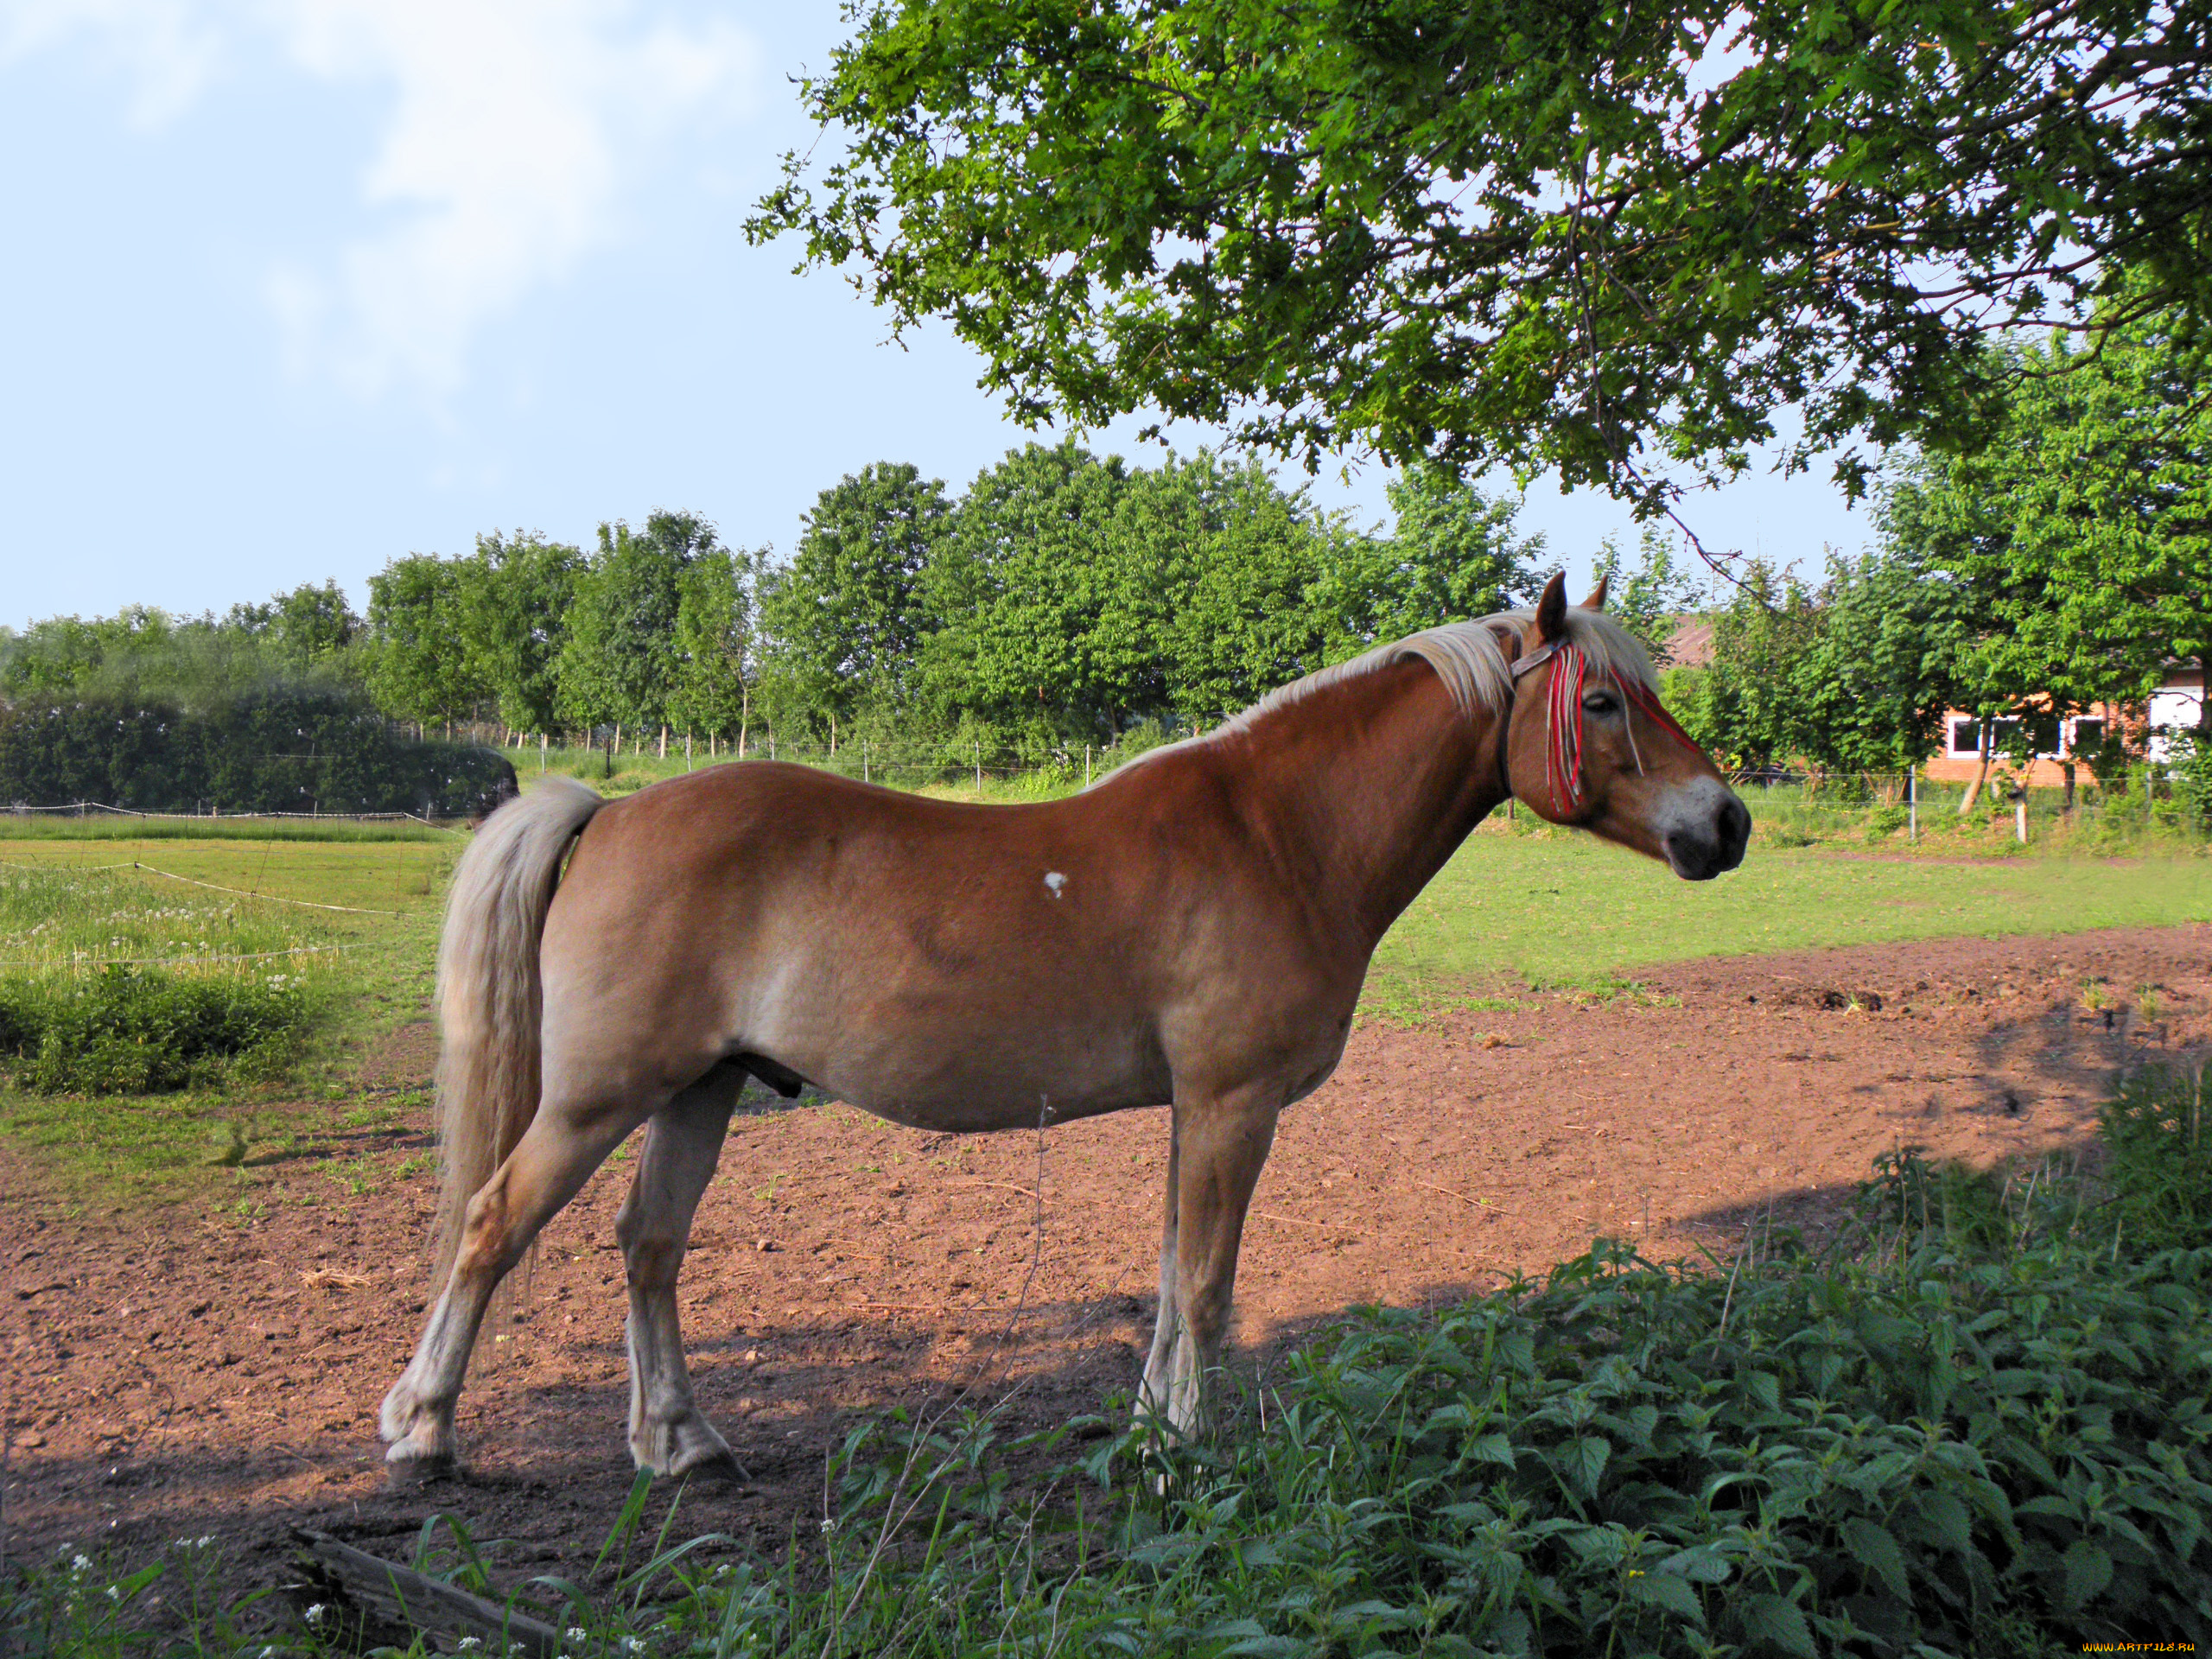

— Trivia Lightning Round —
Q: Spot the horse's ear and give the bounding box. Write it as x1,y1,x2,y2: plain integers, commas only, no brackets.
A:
1533,571,1569,642
1580,573,1609,611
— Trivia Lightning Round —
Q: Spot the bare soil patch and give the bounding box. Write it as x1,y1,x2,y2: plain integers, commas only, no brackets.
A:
5,924,2207,1606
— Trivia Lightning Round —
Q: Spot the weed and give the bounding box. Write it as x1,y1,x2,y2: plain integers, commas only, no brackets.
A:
2097,1065,2212,1252
2137,983,2165,1021
2082,977,2112,1012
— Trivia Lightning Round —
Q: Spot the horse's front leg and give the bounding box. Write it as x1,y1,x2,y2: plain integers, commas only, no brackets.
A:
1143,1084,1282,1440
616,1068,744,1478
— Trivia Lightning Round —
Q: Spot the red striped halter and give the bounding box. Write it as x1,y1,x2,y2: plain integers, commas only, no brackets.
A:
1508,636,1696,813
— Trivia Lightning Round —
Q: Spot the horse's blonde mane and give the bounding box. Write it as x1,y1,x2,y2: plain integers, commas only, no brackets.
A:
1113,605,1658,779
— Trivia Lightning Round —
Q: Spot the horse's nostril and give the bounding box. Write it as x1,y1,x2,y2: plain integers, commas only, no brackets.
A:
1719,798,1751,854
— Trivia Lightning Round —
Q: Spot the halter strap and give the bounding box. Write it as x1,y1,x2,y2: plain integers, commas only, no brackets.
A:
1503,632,1696,814
1509,638,1570,681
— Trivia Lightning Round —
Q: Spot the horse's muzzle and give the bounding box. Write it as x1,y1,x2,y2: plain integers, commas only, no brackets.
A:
1662,782,1751,881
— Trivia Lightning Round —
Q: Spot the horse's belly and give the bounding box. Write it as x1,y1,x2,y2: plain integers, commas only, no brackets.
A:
760,997,1166,1133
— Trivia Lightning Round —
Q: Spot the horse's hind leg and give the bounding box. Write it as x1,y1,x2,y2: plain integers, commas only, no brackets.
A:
382,1097,650,1475
616,1066,743,1478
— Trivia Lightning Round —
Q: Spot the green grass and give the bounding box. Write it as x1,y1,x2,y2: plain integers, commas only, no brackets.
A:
1369,820,2212,1011
0,838,449,1192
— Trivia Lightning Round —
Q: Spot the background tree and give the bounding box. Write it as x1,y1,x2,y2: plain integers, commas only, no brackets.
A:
753,0,2212,516
917,442,1140,741
364,556,487,733
556,512,715,747
757,463,949,741
670,546,768,748
1361,466,1548,639
454,531,584,737
1789,550,1979,776
1592,531,1706,665
1664,562,1820,770
1885,304,2212,750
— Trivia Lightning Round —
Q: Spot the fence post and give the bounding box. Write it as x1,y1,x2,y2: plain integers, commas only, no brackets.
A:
863,740,869,785
975,740,982,793
1085,744,1091,788
1908,765,1916,842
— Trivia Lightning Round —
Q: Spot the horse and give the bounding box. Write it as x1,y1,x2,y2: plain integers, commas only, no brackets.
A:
378,572,1749,1479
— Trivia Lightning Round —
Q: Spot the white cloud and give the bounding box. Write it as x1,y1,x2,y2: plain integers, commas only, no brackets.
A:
8,0,760,397
0,0,225,125
265,1,760,397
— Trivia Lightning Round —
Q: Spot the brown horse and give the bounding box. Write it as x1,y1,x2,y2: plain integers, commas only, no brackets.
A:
379,574,1748,1478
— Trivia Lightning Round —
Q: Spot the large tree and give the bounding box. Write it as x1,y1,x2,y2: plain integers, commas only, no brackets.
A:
365,556,488,731
758,462,950,734
454,531,585,737
753,0,2212,513
1884,307,2212,740
556,512,719,742
670,546,768,747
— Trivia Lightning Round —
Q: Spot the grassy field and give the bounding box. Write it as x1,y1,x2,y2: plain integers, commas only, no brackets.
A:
1370,817,2210,1011
0,836,452,1193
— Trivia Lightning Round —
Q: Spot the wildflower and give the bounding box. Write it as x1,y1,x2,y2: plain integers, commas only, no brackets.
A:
306,1603,327,1625
107,1586,122,1600
197,1535,213,1548
72,1554,92,1573
818,1517,836,1535
458,1640,482,1653
568,1630,589,1645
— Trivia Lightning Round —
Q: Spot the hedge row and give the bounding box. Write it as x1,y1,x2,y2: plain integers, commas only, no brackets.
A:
0,687,516,817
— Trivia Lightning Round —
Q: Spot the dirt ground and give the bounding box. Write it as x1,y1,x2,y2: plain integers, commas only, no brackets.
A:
4,924,2208,1611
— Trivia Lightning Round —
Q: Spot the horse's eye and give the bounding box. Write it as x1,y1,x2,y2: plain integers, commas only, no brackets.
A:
1581,690,1619,715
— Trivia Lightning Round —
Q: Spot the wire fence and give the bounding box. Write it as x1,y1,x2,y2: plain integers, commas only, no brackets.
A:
3,800,454,826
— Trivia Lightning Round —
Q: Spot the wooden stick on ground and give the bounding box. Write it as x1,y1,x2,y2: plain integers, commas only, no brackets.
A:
290,1528,562,1657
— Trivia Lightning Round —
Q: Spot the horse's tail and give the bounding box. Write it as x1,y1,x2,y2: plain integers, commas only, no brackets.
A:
431,775,606,1286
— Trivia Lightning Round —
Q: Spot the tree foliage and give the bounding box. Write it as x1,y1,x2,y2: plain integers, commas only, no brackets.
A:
1882,303,2212,737
454,531,585,735
753,0,2212,507
364,556,487,730
555,512,721,736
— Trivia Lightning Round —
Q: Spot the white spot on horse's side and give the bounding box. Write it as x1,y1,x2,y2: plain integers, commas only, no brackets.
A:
1044,871,1067,899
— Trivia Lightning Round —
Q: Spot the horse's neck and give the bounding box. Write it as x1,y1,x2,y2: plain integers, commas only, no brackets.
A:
1236,658,1508,949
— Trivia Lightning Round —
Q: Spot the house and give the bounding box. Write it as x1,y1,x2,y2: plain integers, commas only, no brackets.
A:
1924,663,2204,786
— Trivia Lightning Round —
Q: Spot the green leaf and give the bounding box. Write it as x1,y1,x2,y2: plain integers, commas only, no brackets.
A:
1626,1569,1707,1624
2061,1539,2114,1610
1734,1592,1818,1657
1840,1516,1910,1601
1562,1435,1610,1497
1467,1433,1517,1469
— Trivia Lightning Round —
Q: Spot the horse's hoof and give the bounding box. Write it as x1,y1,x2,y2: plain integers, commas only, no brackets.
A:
384,1449,461,1487
670,1447,750,1484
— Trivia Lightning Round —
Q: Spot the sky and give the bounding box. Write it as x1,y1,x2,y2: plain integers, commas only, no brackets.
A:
0,2,1876,630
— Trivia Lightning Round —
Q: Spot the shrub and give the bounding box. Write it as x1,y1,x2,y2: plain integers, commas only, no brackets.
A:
0,966,315,1094
2099,1065,2212,1253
